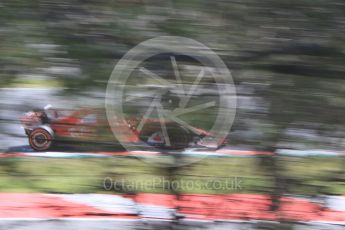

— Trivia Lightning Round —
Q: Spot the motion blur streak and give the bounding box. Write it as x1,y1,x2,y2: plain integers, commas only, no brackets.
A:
0,0,344,229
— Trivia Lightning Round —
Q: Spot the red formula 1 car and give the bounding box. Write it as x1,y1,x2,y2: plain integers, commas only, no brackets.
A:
20,106,106,151
20,105,216,151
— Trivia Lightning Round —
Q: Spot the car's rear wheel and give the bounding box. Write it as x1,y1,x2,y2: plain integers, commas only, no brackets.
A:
141,124,193,150
29,128,53,151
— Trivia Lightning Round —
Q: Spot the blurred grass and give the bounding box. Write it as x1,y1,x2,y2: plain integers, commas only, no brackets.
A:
6,79,63,88
0,156,344,195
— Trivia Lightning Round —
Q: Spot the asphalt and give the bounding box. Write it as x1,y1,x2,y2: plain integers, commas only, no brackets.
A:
1,219,345,230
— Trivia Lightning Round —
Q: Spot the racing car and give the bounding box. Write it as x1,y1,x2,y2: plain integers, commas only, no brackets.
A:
20,105,217,151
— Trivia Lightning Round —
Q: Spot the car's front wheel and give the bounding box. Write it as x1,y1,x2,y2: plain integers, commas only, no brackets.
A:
29,128,53,151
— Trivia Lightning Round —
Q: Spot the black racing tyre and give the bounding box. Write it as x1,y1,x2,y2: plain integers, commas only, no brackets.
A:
166,125,193,149
141,124,193,150
29,128,53,151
